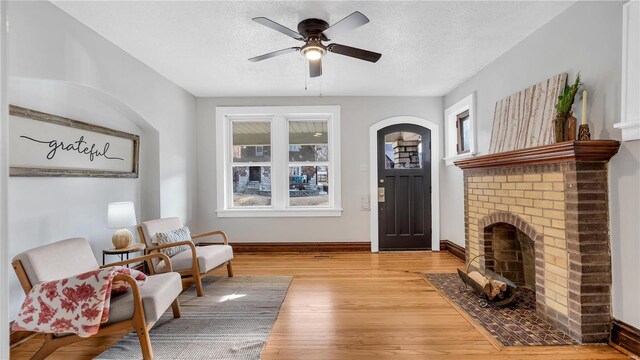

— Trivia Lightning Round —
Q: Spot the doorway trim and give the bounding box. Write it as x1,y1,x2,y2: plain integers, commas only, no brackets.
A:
369,116,440,252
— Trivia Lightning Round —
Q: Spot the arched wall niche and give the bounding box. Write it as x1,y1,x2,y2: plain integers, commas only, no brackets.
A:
6,77,161,318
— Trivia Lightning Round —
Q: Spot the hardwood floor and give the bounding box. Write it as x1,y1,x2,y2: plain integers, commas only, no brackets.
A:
10,252,629,359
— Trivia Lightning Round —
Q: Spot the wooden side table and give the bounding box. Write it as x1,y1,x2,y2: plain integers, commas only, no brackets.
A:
102,243,146,267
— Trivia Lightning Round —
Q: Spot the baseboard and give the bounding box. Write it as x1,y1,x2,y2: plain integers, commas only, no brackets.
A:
440,240,465,261
610,319,640,357
200,241,371,253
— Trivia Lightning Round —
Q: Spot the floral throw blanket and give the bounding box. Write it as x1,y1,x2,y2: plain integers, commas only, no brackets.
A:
12,266,147,337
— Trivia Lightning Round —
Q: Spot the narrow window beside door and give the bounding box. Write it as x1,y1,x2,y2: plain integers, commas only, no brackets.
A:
456,110,471,154
444,93,475,165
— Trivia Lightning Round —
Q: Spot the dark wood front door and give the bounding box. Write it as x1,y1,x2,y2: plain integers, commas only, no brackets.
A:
377,124,432,250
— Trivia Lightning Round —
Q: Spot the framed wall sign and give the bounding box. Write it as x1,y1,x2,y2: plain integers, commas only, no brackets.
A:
9,105,139,177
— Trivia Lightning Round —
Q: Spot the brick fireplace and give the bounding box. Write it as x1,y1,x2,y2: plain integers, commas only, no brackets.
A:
455,140,620,343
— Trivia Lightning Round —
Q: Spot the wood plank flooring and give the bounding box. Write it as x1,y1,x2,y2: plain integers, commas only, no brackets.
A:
10,252,629,359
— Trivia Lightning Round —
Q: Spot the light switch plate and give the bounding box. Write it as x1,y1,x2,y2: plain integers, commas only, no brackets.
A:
360,194,370,210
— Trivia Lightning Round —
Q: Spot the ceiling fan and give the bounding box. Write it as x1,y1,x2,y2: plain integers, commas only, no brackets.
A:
249,11,382,77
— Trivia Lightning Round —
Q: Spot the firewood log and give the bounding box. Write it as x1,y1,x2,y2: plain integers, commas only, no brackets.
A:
488,283,501,300
491,279,507,292
488,279,508,300
468,271,491,295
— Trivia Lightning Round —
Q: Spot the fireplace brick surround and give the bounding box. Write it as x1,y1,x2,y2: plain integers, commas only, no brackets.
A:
455,140,620,343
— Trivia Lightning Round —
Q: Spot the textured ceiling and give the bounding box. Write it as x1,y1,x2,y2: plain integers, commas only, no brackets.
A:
51,1,575,97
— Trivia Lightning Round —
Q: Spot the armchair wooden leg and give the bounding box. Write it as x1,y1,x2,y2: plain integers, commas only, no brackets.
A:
134,323,154,360
171,299,181,318
226,261,234,277
194,272,204,297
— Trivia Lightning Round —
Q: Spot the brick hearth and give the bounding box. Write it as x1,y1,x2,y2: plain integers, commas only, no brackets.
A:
455,140,620,343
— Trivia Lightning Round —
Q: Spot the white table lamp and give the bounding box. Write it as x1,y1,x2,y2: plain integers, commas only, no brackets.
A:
108,201,137,249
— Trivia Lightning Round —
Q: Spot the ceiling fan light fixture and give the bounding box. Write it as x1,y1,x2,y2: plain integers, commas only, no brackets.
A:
303,46,324,60
250,12,382,77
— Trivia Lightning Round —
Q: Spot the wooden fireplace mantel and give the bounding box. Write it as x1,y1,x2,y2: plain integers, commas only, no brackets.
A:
454,140,620,170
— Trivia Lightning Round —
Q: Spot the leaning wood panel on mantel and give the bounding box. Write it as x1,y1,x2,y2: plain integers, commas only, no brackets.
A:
489,73,567,153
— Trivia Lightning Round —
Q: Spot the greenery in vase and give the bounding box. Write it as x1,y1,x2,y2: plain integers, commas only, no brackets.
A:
555,73,582,116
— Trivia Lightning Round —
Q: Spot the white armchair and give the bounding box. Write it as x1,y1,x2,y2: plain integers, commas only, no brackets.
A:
12,237,182,360
138,217,234,297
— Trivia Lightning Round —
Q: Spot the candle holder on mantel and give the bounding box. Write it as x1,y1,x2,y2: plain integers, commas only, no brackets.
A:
578,124,591,140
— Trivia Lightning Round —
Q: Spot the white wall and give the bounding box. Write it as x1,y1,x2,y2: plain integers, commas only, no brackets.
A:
195,97,442,243
442,1,640,328
5,1,197,320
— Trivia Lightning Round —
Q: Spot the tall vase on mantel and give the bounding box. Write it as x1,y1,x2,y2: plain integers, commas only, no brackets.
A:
553,73,582,143
553,112,567,143
553,112,577,142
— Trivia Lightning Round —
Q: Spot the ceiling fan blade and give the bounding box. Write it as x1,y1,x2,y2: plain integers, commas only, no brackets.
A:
252,17,304,41
248,47,300,62
327,43,382,63
322,11,370,40
309,59,322,78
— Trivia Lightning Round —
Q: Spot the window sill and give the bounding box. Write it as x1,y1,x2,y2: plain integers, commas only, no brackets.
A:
444,152,476,166
613,120,640,142
216,208,343,218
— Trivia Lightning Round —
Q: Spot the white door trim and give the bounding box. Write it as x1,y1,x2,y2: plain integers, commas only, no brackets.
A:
0,2,9,357
369,116,440,252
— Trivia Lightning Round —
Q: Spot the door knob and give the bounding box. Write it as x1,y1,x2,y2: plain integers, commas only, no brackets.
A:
377,187,385,202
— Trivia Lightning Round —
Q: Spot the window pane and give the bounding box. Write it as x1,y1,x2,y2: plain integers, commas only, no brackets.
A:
384,132,422,169
232,166,271,206
289,166,329,207
289,121,328,162
461,117,470,152
233,121,271,162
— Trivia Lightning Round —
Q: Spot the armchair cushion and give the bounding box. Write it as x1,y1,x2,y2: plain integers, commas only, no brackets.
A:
140,217,183,247
12,237,100,286
153,226,193,258
157,245,233,274
106,272,182,324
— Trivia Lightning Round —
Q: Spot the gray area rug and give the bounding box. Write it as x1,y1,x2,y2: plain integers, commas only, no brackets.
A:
97,276,292,360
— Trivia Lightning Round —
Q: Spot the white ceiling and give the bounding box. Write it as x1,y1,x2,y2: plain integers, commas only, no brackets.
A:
51,1,575,97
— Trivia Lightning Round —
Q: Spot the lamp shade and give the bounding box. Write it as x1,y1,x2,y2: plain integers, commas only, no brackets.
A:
107,202,137,228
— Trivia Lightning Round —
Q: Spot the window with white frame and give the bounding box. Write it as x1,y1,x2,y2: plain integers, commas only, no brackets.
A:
444,93,476,165
456,110,471,154
216,106,341,217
